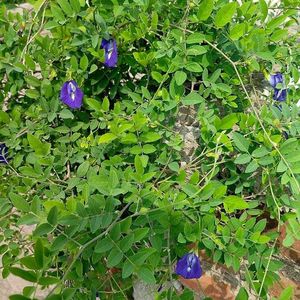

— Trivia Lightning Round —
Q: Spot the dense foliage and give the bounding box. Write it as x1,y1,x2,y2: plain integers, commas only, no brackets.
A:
0,0,300,299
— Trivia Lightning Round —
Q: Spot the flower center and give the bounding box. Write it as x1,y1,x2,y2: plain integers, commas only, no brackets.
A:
68,82,76,101
187,267,191,272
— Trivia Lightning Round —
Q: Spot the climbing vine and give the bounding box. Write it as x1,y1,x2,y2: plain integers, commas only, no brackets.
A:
0,0,300,299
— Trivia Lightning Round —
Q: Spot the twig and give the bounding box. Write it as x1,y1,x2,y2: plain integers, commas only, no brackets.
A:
46,202,132,297
257,239,277,298
173,24,300,194
21,0,48,62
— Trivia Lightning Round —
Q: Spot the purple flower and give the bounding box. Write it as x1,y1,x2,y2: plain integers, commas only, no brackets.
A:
0,144,8,164
269,73,287,102
273,88,287,102
101,38,118,68
175,253,202,279
60,80,83,109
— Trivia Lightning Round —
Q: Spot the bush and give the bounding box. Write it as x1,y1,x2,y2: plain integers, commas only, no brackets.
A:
0,0,300,299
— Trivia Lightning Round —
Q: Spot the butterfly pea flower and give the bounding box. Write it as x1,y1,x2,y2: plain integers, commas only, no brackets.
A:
60,80,83,109
101,38,118,68
269,73,287,102
0,144,8,164
175,252,202,279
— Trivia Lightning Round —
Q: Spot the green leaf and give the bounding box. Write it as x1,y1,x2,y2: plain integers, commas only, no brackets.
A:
135,155,144,175
17,214,39,226
230,23,246,40
89,64,98,73
210,69,221,83
184,62,203,72
69,0,80,12
47,206,58,225
202,238,215,250
235,227,245,246
186,33,205,44
182,92,204,105
267,15,287,31
232,132,250,152
236,287,248,300
245,160,259,173
253,219,267,232
143,144,156,154
216,83,232,93
130,248,156,265
50,4,65,22
137,266,156,284
219,113,238,130
102,97,110,112
51,235,68,252
34,239,44,269
122,260,134,279
215,2,237,28
271,29,288,42
151,71,164,83
224,196,248,213
133,228,149,241
174,71,187,85
9,192,30,212
258,234,271,244
27,134,51,156
20,257,38,270
277,160,288,173
57,0,73,16
110,168,119,188
62,288,77,300
119,234,134,252
187,45,207,56
80,55,89,71
197,0,214,21
9,296,31,300
85,98,101,111
98,133,118,144
38,276,60,286
107,248,123,267
26,89,39,99
234,154,251,165
77,161,90,177
0,111,10,123
259,0,268,21
252,147,269,158
141,132,161,143
278,286,293,300
151,11,158,30
59,109,74,119
10,268,37,283
94,238,113,253
33,223,53,236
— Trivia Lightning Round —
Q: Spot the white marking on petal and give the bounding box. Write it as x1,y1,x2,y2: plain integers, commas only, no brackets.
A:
68,81,76,92
107,42,114,60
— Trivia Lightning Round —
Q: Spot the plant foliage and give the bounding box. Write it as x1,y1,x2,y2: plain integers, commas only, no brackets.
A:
0,0,300,299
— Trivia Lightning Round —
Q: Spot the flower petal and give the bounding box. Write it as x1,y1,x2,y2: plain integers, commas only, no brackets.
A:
60,80,83,109
0,143,8,164
102,38,118,68
175,253,202,279
273,88,287,102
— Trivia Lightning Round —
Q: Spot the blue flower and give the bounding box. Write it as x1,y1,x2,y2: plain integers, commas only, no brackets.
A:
175,253,202,279
101,38,118,68
269,73,287,102
0,144,8,164
60,80,83,109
